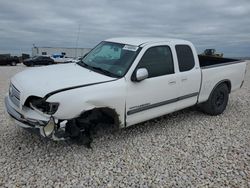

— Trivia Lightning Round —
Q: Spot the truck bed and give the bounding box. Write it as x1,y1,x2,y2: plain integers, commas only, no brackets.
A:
198,55,239,68
198,56,247,104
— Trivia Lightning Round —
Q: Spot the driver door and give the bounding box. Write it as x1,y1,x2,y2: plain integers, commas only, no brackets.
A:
126,45,179,126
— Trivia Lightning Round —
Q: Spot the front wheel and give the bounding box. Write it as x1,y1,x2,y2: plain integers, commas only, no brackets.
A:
200,83,229,115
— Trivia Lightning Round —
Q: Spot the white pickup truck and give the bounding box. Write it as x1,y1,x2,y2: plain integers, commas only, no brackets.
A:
5,37,247,144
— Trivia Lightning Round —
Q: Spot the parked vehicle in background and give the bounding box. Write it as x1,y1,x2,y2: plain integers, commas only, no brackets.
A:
201,49,223,57
51,54,73,63
65,56,83,63
0,54,20,66
21,53,30,61
5,37,247,145
23,56,55,66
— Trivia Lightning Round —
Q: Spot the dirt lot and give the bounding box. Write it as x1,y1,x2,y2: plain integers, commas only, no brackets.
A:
0,63,249,187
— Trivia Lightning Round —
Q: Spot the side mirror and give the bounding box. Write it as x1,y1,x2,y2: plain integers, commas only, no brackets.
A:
135,68,148,82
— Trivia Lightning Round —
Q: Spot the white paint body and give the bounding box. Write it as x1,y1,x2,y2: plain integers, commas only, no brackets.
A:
5,38,247,135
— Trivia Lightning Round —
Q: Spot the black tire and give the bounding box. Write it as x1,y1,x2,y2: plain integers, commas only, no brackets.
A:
200,83,229,115
10,61,17,66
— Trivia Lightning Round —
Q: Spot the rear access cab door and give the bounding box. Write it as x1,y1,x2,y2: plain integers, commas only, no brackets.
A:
174,43,201,111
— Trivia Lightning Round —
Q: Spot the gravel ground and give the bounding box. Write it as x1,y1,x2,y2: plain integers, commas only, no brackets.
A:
0,63,250,187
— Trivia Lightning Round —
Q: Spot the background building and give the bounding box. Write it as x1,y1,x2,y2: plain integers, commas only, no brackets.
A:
32,46,91,58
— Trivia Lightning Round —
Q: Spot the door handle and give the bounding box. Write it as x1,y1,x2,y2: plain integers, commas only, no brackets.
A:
168,81,176,85
181,78,188,82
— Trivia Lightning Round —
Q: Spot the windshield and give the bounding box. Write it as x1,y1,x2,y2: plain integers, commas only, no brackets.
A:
78,41,140,78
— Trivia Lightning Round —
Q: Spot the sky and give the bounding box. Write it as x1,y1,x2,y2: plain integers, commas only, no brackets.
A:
0,0,250,57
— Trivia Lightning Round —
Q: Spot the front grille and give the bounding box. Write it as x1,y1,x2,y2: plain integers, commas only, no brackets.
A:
9,83,20,107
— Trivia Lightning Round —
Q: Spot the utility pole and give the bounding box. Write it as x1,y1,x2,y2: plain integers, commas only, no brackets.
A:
75,24,81,58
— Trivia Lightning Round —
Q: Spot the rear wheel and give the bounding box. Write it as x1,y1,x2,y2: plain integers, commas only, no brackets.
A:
200,83,229,115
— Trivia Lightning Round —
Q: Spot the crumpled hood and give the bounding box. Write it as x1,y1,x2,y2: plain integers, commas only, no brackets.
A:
11,63,114,105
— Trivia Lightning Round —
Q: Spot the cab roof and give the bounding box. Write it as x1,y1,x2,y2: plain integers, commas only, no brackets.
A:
105,37,190,47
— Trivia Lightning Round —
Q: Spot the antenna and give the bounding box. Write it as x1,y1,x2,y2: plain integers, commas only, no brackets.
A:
75,24,81,58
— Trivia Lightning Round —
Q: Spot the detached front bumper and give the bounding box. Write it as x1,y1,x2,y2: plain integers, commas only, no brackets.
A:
5,96,67,140
5,96,47,128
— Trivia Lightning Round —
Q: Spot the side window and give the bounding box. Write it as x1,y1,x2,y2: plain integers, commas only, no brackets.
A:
137,46,174,78
42,52,47,55
175,45,195,72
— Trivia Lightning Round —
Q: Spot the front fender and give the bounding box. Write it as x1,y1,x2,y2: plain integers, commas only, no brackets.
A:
46,78,126,127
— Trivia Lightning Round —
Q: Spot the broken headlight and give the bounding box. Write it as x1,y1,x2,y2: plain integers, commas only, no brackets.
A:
43,118,56,137
29,97,59,115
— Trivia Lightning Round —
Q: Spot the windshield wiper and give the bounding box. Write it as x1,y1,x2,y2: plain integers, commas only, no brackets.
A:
77,60,91,68
90,66,119,78
77,60,118,78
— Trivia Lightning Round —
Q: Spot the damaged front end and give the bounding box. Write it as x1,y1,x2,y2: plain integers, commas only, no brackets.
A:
5,95,71,141
5,95,118,147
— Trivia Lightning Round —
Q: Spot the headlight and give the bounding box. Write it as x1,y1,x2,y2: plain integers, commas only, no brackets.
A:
29,97,59,115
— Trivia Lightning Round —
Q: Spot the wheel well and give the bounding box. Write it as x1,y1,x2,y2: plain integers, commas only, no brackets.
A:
208,80,231,100
223,80,231,93
78,107,120,129
213,80,231,94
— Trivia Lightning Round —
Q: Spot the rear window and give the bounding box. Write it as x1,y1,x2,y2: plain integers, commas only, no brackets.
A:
175,45,195,72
